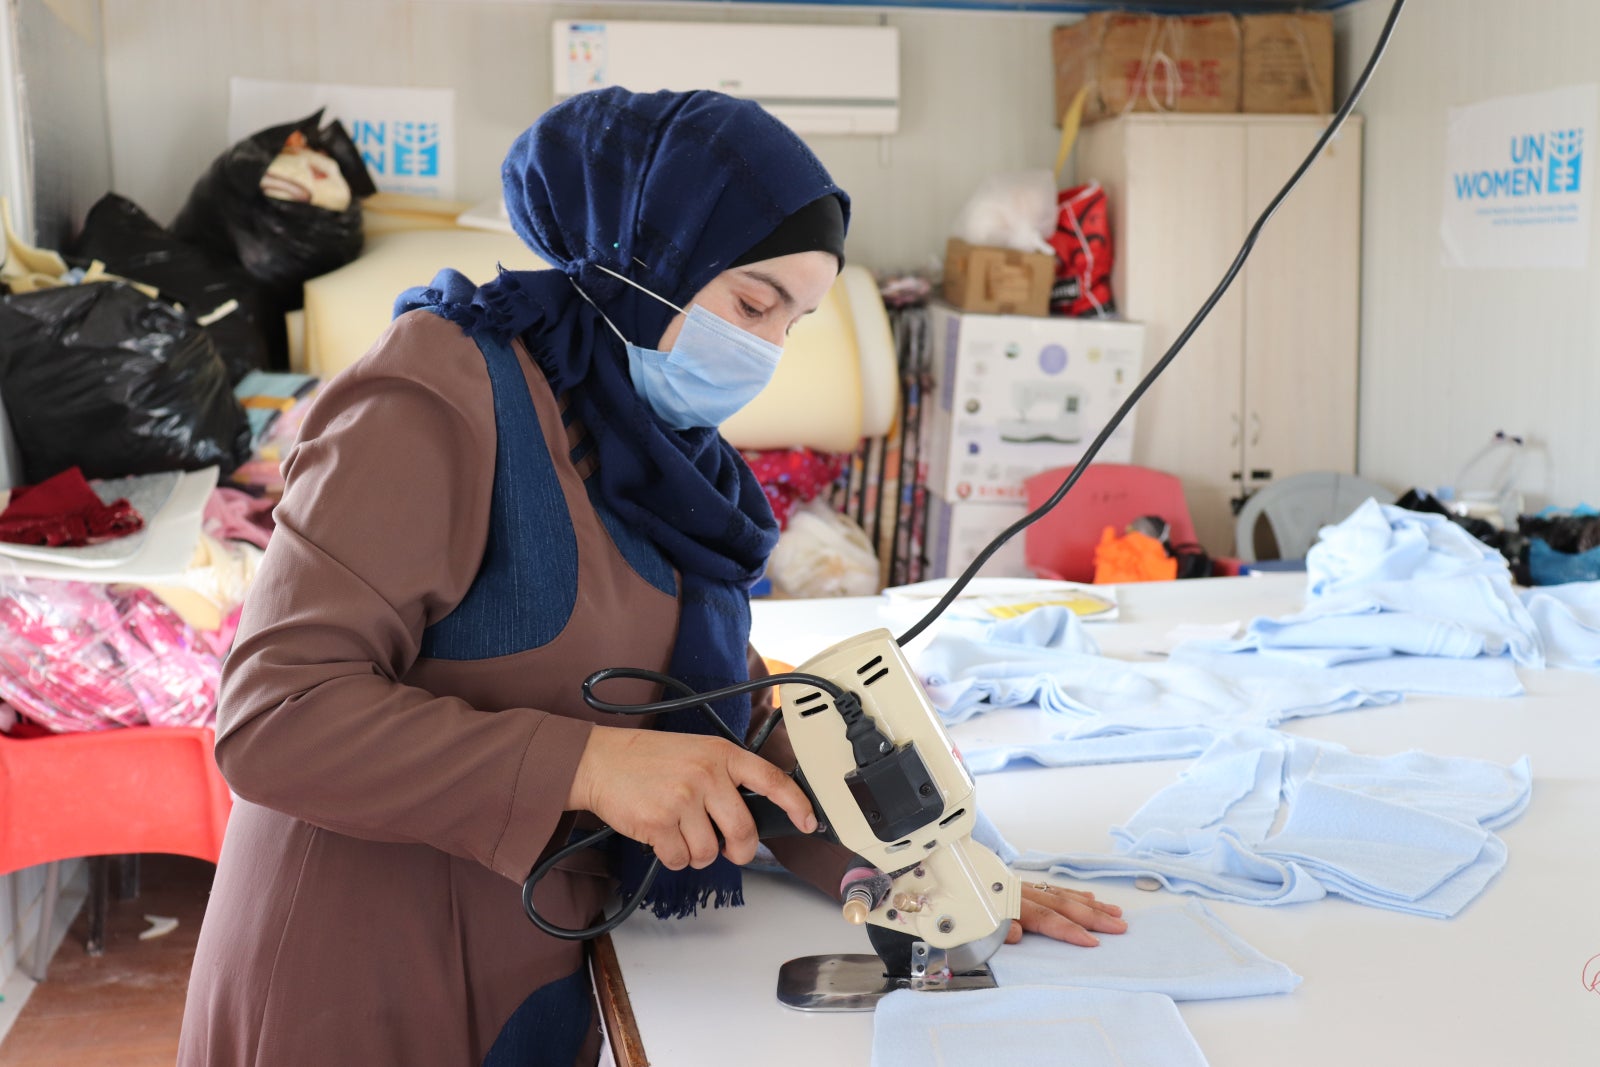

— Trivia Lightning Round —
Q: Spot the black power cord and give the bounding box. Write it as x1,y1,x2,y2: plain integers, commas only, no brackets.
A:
526,0,1409,939
896,0,1409,648
524,667,856,939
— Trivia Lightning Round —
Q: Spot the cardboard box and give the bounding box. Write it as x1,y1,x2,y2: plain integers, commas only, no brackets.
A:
943,238,1056,317
1053,13,1241,126
925,302,1144,503
1241,13,1334,115
925,493,1032,580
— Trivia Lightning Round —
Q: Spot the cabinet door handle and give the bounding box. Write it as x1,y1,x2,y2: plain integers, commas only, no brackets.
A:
1249,412,1261,447
1230,413,1241,448
1250,469,1273,482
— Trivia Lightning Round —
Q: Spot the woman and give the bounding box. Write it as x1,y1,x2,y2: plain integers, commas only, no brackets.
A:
179,87,1124,1067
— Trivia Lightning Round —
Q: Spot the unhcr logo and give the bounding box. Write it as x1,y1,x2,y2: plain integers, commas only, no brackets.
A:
350,119,442,180
1454,129,1584,199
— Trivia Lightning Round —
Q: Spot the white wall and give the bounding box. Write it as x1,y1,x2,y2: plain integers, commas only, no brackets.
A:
15,0,111,249
1336,0,1599,510
99,0,1069,273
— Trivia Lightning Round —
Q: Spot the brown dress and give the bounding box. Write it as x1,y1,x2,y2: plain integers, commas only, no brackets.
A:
179,311,850,1066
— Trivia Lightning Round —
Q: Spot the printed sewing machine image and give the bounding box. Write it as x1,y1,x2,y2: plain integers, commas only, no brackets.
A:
768,629,1021,1011
998,381,1085,445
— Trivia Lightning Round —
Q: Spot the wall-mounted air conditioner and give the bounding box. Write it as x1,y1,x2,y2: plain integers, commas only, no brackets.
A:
551,21,899,136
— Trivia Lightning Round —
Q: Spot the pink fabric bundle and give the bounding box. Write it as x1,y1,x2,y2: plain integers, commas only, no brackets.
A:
204,487,275,549
0,578,221,732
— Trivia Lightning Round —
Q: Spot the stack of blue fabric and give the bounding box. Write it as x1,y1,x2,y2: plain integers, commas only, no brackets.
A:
1519,581,1600,669
1194,499,1542,666
913,500,1600,774
1007,728,1530,919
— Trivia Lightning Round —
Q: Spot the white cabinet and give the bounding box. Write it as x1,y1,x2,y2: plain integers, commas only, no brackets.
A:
1077,114,1363,554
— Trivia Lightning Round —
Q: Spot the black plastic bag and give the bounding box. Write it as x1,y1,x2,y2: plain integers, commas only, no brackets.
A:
0,282,252,483
171,109,376,313
74,193,284,379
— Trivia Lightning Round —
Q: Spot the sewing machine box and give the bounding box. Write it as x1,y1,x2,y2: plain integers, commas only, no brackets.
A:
1241,13,1335,115
1053,12,1242,126
926,302,1144,503
926,492,1031,580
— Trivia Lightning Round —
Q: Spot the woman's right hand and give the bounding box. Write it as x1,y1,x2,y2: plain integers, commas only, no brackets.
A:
567,726,817,871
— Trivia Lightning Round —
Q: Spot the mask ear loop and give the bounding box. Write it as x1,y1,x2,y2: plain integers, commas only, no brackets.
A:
592,263,688,316
571,263,692,347
568,279,631,345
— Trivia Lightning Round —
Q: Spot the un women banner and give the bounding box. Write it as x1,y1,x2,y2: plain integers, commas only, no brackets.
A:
1442,84,1597,270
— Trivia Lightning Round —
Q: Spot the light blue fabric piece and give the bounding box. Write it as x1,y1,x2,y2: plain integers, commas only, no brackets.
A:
1306,498,1509,597
962,727,1216,775
971,807,1019,866
918,607,1100,724
1520,581,1600,670
871,986,1210,1067
1283,743,1533,831
1012,828,1327,908
987,900,1300,1001
920,616,1407,732
1114,729,1286,846
1171,643,1525,703
1011,731,1530,918
1204,574,1542,668
1259,779,1487,902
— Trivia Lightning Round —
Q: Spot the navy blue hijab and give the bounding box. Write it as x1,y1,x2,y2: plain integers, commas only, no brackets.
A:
397,88,849,917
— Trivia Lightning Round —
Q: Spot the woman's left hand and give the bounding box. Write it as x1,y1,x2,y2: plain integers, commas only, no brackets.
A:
1007,882,1127,947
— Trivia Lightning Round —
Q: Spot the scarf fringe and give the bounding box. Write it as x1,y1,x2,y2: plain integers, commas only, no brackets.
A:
639,861,747,920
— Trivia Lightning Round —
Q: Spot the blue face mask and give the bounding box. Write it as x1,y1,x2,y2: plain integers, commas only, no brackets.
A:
578,266,783,431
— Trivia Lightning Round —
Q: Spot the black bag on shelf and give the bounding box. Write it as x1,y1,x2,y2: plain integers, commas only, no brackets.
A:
0,281,252,483
74,192,284,379
171,109,375,313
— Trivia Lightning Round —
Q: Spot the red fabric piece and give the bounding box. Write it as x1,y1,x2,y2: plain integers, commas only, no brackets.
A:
0,467,145,547
741,448,847,530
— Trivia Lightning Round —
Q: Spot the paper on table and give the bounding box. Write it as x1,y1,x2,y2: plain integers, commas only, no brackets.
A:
884,576,1119,622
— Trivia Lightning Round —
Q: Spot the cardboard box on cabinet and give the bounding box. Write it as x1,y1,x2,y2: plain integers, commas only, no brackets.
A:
1053,13,1241,125
1241,12,1335,115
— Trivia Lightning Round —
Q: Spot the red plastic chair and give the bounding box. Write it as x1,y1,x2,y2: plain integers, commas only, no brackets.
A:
1022,463,1199,583
0,725,231,977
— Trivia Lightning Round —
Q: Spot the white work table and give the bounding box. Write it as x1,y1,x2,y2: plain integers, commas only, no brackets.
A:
607,574,1600,1065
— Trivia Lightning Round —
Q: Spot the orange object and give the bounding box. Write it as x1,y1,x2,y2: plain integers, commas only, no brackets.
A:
1023,463,1199,583
1093,526,1178,584
0,726,231,875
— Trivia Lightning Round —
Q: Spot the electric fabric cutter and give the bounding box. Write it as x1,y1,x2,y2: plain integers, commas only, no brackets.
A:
763,629,1019,1011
